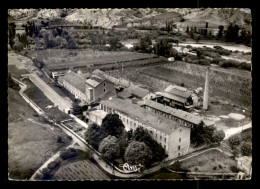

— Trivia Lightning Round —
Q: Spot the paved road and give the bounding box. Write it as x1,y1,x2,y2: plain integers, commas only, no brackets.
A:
224,122,252,140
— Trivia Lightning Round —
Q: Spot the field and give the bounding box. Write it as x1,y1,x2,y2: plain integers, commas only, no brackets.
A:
179,149,237,173
52,159,110,180
8,65,29,77
33,49,158,70
107,61,251,109
8,87,71,180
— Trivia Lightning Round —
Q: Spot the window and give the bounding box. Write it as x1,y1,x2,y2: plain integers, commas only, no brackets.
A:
178,153,180,157
104,83,106,86
134,123,136,127
180,129,182,132
104,88,106,93
150,130,153,135
165,138,166,143
179,138,181,142
178,146,180,150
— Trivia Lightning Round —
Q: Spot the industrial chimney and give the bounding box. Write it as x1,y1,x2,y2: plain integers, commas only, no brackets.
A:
203,67,210,110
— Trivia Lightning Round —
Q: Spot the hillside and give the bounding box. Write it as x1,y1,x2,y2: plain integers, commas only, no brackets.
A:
9,8,251,30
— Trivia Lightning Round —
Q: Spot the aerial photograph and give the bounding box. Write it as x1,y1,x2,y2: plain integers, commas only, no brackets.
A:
7,8,252,181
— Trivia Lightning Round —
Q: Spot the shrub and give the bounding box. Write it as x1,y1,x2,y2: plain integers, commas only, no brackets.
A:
57,136,63,143
230,165,240,173
60,148,78,160
241,142,252,156
228,135,241,148
47,160,61,170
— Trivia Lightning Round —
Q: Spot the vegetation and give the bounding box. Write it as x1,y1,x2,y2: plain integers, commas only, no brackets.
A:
132,127,168,162
85,123,106,150
8,22,16,49
124,141,153,168
228,135,242,149
240,142,252,156
100,114,125,138
98,135,121,163
190,123,216,146
8,72,20,91
212,130,225,145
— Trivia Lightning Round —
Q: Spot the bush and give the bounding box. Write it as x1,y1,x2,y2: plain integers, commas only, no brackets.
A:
230,165,240,173
47,160,61,170
60,148,78,160
228,135,241,148
241,142,252,156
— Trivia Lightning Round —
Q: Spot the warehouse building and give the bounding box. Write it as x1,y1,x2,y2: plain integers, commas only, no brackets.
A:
142,99,214,128
95,97,191,160
59,70,116,104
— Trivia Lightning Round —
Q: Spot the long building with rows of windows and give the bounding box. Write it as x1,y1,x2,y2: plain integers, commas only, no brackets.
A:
92,97,191,160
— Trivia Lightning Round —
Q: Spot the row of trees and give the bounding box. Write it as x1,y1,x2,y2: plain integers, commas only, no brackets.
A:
186,22,251,46
85,114,167,168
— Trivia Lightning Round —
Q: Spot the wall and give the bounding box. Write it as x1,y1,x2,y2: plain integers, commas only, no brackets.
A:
93,80,115,101
168,126,191,160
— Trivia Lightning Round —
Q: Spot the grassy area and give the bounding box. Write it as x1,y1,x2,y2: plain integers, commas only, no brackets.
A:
23,78,71,122
8,87,72,180
8,65,29,77
34,49,157,69
180,149,237,173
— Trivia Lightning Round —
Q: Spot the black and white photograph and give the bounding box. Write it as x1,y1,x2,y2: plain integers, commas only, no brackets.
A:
7,8,252,181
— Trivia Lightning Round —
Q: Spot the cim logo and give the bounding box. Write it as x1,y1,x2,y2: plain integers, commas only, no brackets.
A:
119,163,143,173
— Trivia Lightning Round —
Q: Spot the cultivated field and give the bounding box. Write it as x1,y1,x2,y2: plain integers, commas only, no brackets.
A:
8,88,71,180
180,149,237,173
34,49,158,70
107,61,251,109
52,160,110,180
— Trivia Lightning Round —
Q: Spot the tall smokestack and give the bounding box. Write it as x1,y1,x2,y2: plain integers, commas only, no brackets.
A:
203,67,210,110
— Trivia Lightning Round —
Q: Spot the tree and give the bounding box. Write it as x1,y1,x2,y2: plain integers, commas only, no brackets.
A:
186,26,190,33
118,130,131,159
85,123,107,150
98,135,121,163
139,36,152,53
228,135,241,149
154,39,173,58
203,29,208,38
241,142,252,156
132,127,167,162
190,122,216,146
8,22,16,49
225,23,240,42
124,141,153,168
212,130,225,145
205,22,208,28
218,25,224,39
196,49,204,59
108,37,122,50
101,114,125,138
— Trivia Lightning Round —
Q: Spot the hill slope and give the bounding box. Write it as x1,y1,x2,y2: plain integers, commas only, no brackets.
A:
9,8,251,30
